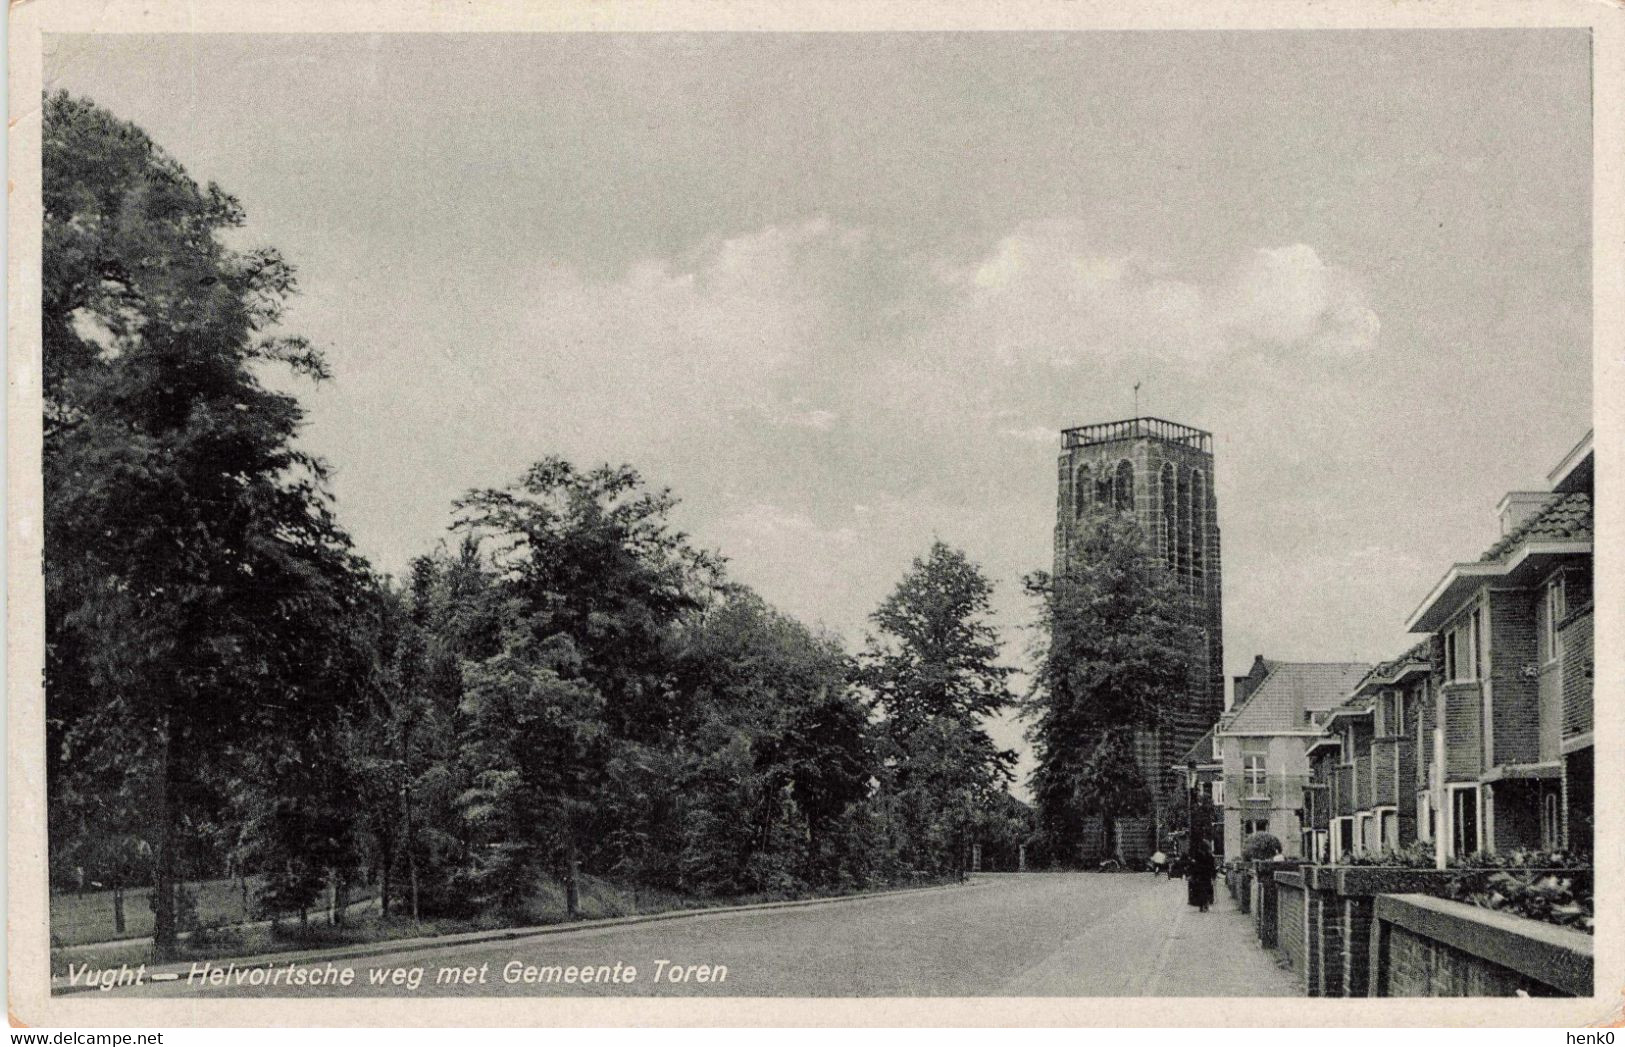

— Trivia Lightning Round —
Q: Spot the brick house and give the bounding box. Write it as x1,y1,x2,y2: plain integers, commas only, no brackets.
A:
1308,642,1433,861
1216,660,1372,858
1404,432,1593,858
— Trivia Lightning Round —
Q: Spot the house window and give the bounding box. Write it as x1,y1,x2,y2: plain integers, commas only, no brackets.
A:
1475,607,1488,680
1209,779,1224,806
1543,791,1561,850
1243,818,1269,839
1545,577,1567,663
1355,812,1374,855
1417,792,1433,843
1444,611,1480,683
1244,755,1267,799
1450,785,1480,858
1334,818,1354,860
1379,808,1398,850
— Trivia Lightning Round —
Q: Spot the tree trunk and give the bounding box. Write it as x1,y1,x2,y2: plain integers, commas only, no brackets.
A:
564,836,580,920
329,873,345,927
112,884,126,935
379,838,393,919
401,728,420,926
151,715,180,962
408,846,420,926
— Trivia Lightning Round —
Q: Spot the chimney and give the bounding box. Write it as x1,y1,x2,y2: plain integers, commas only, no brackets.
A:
1232,655,1269,706
1497,491,1551,536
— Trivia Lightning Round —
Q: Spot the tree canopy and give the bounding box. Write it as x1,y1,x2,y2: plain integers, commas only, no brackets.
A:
43,91,374,955
1023,509,1196,861
859,541,1017,874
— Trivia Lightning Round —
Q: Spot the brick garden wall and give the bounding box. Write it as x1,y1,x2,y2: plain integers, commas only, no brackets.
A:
1371,894,1590,997
1256,872,1593,997
1278,879,1306,975
1384,924,1552,996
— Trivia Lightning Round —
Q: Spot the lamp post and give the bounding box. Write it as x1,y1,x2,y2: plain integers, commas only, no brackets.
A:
1186,756,1200,855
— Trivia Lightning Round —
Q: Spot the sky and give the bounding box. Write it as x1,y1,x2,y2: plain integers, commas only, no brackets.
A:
44,31,1593,785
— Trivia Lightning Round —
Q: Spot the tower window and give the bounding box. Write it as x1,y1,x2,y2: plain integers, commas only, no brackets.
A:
1114,460,1134,512
1074,464,1093,518
1160,462,1178,568
1190,468,1206,579
1179,468,1194,578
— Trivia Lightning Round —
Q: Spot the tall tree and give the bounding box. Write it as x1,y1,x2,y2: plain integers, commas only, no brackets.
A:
858,541,1015,875
42,92,370,956
453,457,724,745
1023,509,1196,863
667,589,876,894
451,458,722,906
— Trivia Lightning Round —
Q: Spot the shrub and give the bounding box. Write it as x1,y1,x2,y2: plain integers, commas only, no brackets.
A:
1448,848,1590,871
1444,869,1593,934
1241,832,1282,861
1340,840,1436,868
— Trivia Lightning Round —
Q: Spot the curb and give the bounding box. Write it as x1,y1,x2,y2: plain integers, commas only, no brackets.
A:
53,878,981,996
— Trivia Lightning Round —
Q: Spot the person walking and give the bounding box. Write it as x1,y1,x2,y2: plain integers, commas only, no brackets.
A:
1186,838,1217,913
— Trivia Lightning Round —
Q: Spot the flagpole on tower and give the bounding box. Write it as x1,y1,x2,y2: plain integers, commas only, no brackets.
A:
1134,381,1141,418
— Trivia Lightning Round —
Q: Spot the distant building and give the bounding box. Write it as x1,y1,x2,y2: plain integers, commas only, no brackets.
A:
1214,660,1372,859
1054,417,1224,860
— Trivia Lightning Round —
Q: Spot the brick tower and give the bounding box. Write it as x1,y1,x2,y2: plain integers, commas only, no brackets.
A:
1053,417,1225,861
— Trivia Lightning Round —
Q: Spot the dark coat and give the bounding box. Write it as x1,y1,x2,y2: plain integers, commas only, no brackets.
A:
1185,850,1217,907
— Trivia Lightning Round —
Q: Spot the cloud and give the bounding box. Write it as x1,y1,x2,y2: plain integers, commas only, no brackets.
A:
721,503,859,547
761,399,840,431
1224,243,1381,351
932,221,1379,370
517,217,868,442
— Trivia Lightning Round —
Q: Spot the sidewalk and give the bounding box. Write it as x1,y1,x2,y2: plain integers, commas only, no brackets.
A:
1007,873,1304,996
1136,877,1304,996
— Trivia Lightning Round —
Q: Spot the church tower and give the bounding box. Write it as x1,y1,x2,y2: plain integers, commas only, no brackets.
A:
1053,417,1224,860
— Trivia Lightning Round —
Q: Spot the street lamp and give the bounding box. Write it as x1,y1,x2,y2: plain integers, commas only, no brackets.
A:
1186,756,1199,854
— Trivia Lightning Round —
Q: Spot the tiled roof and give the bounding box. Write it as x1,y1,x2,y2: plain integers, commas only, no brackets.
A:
1480,492,1592,562
1223,661,1373,735
1354,639,1434,691
1178,726,1218,766
1318,692,1373,725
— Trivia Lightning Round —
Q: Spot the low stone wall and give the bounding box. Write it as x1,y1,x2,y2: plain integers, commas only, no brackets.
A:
1371,894,1592,997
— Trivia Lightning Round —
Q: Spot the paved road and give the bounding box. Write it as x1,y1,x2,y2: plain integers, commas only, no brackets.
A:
99,873,1301,997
